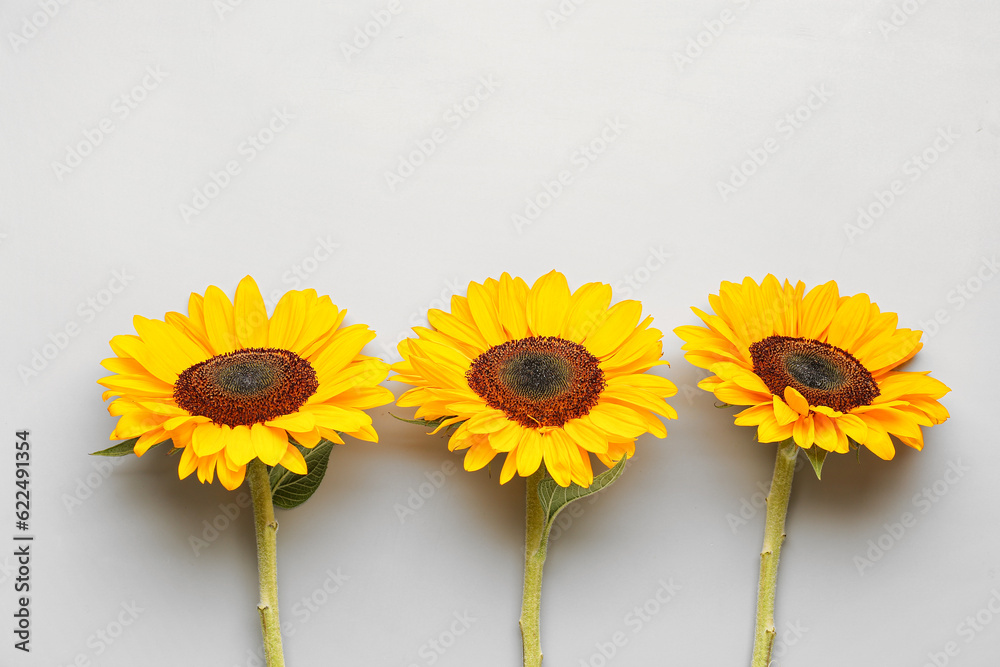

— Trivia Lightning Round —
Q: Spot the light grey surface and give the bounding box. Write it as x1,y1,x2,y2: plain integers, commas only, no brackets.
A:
1,1,998,665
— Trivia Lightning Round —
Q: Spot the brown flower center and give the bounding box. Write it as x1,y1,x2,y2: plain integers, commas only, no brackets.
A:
466,336,605,428
173,348,318,427
749,335,879,413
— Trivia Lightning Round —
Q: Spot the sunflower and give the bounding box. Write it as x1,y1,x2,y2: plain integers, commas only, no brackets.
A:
99,276,393,490
675,275,949,458
391,270,677,487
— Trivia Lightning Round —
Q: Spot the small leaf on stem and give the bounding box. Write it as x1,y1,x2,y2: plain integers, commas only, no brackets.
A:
537,456,628,530
269,440,335,509
803,446,827,480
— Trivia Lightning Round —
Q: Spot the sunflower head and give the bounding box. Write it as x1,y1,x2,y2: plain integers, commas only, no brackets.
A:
675,276,950,461
99,276,394,490
391,270,678,487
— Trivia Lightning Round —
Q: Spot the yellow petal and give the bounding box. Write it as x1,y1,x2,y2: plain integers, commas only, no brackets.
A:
861,424,895,460
792,415,816,449
587,403,647,438
288,429,322,448
427,308,489,353
110,333,178,385
465,409,511,434
516,429,543,476
467,281,507,347
177,445,200,480
251,424,288,466
303,404,372,432
813,413,839,452
203,285,237,354
500,446,520,484
836,413,869,444
784,386,810,416
226,425,255,466
234,276,270,348
562,282,613,343
541,431,572,487
714,382,770,407
584,300,642,358
796,281,838,339
825,293,871,351
191,423,227,457
293,294,342,358
265,411,316,432
569,443,594,488
772,395,799,425
526,270,570,337
489,423,522,452
562,419,609,454
98,373,174,397
133,317,209,375
498,273,529,340
268,290,308,349
311,325,377,381
215,459,245,490
278,445,308,475
464,435,498,472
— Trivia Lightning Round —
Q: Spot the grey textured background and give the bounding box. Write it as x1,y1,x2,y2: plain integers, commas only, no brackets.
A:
1,1,998,665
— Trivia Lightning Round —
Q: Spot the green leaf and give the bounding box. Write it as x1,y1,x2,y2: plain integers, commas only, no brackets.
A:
269,440,336,510
537,456,628,529
91,438,172,457
850,440,863,463
91,438,139,456
390,413,461,431
803,446,828,480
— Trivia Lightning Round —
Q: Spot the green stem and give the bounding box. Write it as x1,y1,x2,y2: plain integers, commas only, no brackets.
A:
519,468,548,667
247,459,286,667
750,438,798,667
